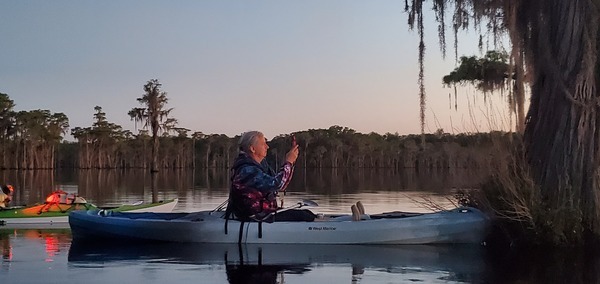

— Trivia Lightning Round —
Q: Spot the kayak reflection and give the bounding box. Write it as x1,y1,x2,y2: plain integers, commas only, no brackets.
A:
68,240,485,283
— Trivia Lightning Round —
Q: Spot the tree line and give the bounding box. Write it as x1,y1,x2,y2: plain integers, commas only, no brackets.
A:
63,124,512,171
0,93,68,169
1,79,513,171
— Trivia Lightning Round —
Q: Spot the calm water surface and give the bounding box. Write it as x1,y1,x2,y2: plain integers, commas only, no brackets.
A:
1,168,595,283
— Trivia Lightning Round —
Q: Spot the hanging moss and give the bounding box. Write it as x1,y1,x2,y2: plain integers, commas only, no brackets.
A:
405,0,600,246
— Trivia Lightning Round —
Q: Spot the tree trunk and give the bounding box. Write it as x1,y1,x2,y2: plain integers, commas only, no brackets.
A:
192,139,196,169
303,142,309,170
51,144,55,169
151,134,159,172
85,140,90,169
226,146,230,168
1,137,5,169
522,0,600,233
143,139,147,169
205,144,211,168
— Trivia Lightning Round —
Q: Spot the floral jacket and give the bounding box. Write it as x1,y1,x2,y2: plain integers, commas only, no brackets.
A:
229,152,293,220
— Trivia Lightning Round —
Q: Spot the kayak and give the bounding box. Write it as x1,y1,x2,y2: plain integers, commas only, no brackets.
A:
69,205,488,244
1,198,178,229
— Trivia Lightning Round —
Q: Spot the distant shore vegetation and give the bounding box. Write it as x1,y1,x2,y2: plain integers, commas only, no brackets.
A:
0,91,512,171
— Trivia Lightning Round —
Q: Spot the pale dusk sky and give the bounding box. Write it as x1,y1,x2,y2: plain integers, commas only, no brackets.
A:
0,1,512,139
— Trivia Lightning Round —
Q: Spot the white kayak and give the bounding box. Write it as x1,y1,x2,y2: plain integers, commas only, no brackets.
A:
69,205,488,244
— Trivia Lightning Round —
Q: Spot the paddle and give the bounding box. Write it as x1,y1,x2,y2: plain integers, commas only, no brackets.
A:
258,199,318,221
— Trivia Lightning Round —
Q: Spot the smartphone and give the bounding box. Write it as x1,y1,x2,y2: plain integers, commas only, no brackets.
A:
291,135,297,147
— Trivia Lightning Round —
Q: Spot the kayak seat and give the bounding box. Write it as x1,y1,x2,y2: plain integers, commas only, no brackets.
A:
328,214,370,222
369,211,424,219
262,209,317,222
179,212,207,221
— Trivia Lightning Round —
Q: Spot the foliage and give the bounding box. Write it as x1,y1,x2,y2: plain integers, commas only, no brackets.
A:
71,106,130,168
467,140,585,246
443,50,511,92
128,79,176,172
266,126,511,170
0,96,69,169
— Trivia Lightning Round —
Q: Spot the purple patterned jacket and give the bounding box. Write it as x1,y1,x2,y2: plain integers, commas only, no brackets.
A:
229,152,293,220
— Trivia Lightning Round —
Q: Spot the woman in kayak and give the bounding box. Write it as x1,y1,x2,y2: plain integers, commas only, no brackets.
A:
228,131,315,222
0,184,14,208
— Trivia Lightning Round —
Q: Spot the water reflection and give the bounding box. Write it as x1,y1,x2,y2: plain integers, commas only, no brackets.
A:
5,228,600,283
0,228,72,274
0,168,485,210
1,231,11,264
68,240,486,283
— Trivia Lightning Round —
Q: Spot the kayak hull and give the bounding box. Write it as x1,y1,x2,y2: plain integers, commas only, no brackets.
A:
69,207,488,245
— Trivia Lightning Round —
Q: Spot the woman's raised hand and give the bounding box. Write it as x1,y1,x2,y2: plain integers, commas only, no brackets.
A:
285,145,299,164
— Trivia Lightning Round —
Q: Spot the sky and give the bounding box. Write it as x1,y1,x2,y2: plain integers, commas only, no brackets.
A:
0,1,512,140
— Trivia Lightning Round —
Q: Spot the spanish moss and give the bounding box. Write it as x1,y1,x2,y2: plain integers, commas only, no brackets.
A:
405,0,600,244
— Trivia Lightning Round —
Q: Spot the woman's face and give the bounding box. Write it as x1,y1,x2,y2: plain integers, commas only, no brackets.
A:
251,135,269,162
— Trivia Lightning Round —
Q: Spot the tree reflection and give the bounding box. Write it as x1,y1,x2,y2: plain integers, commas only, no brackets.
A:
68,241,486,283
0,167,487,207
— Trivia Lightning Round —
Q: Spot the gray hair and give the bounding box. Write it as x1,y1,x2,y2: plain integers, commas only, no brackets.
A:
238,131,264,152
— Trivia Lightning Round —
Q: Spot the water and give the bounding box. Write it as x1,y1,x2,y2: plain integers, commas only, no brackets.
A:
1,168,594,283
3,229,487,284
